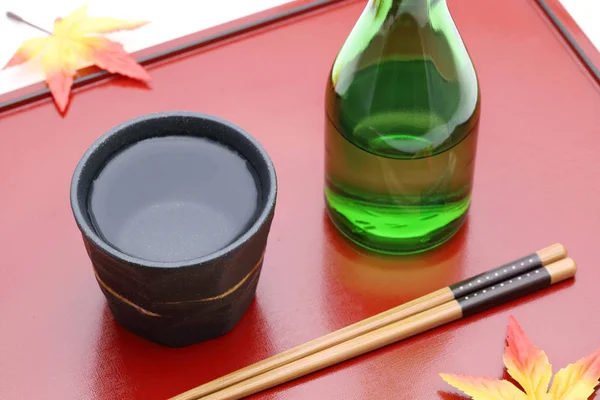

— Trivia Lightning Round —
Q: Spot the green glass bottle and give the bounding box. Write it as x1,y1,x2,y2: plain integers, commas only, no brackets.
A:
325,0,480,254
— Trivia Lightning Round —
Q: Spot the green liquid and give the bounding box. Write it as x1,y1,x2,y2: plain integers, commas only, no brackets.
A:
325,60,479,254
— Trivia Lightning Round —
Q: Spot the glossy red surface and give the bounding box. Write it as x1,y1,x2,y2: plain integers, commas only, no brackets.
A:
1,0,599,399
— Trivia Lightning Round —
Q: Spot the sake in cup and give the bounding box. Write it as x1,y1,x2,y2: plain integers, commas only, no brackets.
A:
70,111,277,347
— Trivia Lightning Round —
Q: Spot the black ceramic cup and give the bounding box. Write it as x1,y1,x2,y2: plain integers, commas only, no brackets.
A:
70,111,277,347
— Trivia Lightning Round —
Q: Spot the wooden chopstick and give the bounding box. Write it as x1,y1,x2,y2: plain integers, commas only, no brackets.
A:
170,244,567,400
196,257,577,400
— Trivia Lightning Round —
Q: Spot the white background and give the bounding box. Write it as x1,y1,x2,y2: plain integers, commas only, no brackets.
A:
0,0,597,97
559,0,600,48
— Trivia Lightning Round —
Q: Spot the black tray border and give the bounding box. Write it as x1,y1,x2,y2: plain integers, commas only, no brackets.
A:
535,0,600,83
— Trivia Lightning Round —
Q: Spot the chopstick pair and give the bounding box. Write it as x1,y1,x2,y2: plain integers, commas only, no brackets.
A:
171,244,574,400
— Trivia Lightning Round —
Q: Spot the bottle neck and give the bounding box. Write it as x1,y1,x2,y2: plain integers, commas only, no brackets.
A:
391,0,432,5
374,0,433,8
372,0,436,24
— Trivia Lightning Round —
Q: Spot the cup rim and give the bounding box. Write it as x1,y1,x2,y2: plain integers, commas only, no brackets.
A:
70,111,277,269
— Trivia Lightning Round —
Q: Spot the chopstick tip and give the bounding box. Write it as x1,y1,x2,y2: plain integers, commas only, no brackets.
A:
538,243,567,266
547,257,576,284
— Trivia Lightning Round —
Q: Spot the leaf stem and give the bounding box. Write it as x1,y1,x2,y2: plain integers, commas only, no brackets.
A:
6,11,52,35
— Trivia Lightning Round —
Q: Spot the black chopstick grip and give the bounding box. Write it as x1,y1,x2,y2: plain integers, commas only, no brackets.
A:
457,267,552,317
449,253,542,298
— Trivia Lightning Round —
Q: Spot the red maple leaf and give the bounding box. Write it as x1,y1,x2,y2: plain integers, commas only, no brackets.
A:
441,316,600,399
4,5,151,112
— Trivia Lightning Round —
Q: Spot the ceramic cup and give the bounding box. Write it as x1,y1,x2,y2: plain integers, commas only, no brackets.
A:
70,111,277,347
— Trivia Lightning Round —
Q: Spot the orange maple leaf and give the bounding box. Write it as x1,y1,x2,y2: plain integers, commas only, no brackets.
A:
4,5,151,112
441,316,600,400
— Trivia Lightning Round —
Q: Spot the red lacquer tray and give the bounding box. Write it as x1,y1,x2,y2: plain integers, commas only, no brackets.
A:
1,0,599,399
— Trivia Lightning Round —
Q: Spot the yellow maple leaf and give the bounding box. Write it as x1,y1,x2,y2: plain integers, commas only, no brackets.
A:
4,5,151,112
441,316,600,400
